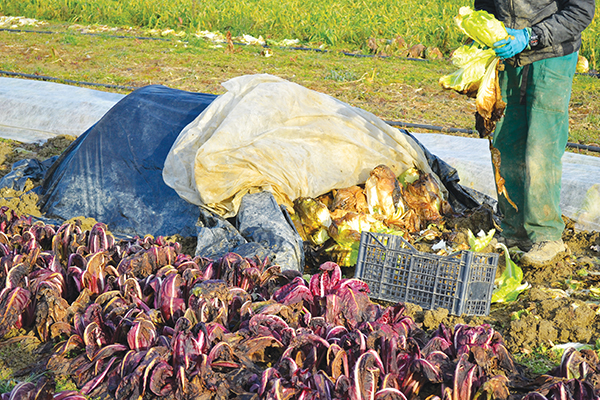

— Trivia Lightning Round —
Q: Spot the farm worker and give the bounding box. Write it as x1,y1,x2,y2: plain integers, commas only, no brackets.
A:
474,0,595,266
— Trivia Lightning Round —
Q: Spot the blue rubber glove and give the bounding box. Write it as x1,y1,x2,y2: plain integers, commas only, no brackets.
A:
493,28,529,59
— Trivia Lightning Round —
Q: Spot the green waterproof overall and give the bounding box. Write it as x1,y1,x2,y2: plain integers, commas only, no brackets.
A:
493,51,578,243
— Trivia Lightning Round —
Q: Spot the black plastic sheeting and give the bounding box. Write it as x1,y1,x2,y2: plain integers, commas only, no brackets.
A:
194,192,305,271
38,85,218,238
235,191,304,271
0,156,58,192
403,130,492,213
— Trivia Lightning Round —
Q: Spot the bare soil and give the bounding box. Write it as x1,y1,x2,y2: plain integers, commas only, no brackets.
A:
401,219,600,355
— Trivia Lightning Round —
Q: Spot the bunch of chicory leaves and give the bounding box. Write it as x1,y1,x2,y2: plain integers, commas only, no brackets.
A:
439,6,508,122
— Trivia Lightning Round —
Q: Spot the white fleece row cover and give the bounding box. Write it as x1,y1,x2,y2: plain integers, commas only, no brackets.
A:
162,74,433,217
0,77,124,143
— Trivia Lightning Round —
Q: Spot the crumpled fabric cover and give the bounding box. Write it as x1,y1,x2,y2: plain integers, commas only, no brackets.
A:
163,74,434,218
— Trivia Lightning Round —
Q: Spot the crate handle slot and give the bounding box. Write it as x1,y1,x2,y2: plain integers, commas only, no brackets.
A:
395,234,417,252
367,232,417,252
370,235,387,249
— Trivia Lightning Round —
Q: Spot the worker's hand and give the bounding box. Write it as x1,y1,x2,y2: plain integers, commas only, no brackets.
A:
493,28,529,59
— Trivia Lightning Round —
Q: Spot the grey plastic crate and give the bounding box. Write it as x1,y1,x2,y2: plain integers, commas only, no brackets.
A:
355,231,499,316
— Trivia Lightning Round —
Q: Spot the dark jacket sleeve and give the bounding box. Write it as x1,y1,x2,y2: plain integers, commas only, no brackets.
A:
534,0,595,48
474,0,497,16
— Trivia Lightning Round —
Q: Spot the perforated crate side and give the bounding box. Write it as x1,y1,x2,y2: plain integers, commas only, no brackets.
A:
403,251,465,315
460,252,499,316
355,231,499,317
354,232,411,303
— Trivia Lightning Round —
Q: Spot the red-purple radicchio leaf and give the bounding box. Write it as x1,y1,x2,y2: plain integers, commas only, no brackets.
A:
158,273,186,325
88,223,113,254
81,252,110,294
274,357,298,381
272,276,313,305
521,393,549,400
80,356,118,395
52,391,89,400
171,321,206,374
249,313,294,346
453,324,494,357
207,341,239,369
307,370,335,399
421,336,453,358
374,387,408,400
116,346,169,400
338,330,368,366
83,321,108,359
309,261,342,298
324,292,343,326
334,375,352,399
353,350,385,400
474,375,510,400
281,332,330,367
268,378,296,400
327,280,371,329
326,344,349,380
453,353,478,400
29,269,65,298
5,381,35,400
67,253,86,294
127,317,157,351
571,379,599,400
0,286,31,336
259,367,281,396
89,344,128,365
119,349,148,379
149,360,174,396
559,347,587,380
5,263,27,289
325,325,349,344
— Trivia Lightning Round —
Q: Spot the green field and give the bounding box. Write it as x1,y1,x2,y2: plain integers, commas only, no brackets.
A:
1,0,599,148
2,0,599,69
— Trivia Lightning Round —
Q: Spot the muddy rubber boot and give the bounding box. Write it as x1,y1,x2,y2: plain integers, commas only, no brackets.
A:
521,240,569,267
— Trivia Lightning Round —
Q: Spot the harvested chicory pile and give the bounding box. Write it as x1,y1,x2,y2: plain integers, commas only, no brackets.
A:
291,164,452,267
438,45,496,97
440,6,518,210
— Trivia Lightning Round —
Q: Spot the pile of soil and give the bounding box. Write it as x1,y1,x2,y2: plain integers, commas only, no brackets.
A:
0,135,599,392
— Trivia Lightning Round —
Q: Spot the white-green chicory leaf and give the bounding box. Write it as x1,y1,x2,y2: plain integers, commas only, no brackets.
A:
491,243,531,303
455,6,508,48
468,228,496,252
439,45,496,96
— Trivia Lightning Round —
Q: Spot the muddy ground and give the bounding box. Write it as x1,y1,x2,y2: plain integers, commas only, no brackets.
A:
0,135,599,392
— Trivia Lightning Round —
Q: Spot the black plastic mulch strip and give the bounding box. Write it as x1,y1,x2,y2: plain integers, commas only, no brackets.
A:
385,120,474,134
0,27,171,41
0,70,135,90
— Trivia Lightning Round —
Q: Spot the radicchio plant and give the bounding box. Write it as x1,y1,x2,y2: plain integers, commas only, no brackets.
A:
273,261,378,330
